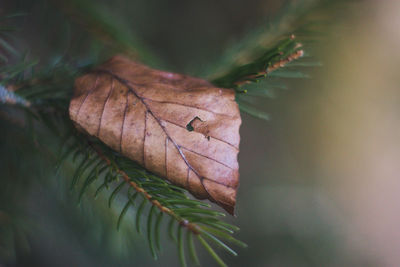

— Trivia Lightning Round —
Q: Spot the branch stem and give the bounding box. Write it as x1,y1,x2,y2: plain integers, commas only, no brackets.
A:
234,48,304,86
90,142,201,235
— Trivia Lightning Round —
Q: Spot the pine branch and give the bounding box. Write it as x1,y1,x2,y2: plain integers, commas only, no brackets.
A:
89,141,201,235
211,34,307,121
57,133,246,266
234,47,304,87
0,63,246,266
0,85,31,107
204,0,322,80
212,35,305,89
208,0,352,120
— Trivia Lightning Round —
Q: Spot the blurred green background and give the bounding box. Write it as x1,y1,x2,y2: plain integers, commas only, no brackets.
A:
1,0,400,266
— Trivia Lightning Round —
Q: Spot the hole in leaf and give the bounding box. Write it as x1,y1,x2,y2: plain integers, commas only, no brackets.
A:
186,116,203,132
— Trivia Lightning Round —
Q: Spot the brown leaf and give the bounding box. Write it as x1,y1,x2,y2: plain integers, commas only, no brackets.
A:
69,56,241,215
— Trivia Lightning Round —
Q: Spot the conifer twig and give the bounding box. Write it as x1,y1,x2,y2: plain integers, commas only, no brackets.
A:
0,85,31,107
234,45,304,87
89,141,201,235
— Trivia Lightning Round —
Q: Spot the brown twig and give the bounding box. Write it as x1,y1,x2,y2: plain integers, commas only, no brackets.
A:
234,48,304,87
267,48,304,73
0,85,31,107
89,142,201,235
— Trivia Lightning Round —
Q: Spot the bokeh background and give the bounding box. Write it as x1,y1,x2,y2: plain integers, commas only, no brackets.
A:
1,0,400,266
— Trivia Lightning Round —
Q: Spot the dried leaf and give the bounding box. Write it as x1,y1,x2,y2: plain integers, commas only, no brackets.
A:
69,56,241,214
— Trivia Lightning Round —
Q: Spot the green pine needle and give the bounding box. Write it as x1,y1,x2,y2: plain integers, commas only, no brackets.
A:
117,199,132,230
200,230,237,256
178,226,187,267
168,216,178,243
147,205,158,259
108,180,126,208
200,226,247,248
70,155,90,189
187,231,200,266
135,197,147,233
154,211,163,251
198,235,227,267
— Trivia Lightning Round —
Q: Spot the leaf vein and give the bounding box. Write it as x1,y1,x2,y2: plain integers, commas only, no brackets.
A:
98,78,114,136
119,90,129,153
